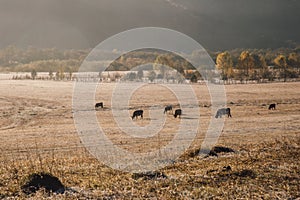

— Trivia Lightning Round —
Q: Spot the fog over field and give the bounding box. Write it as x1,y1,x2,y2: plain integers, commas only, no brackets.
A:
0,0,299,50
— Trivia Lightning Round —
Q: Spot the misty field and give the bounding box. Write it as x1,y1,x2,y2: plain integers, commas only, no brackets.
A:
0,80,299,199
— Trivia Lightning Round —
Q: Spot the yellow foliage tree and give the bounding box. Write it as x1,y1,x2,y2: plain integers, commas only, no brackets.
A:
238,51,255,81
216,51,234,82
274,54,288,81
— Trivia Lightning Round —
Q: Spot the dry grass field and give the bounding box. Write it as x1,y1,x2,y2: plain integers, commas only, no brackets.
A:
0,80,299,199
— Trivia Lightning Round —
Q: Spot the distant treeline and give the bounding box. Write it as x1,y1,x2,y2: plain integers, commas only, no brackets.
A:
1,45,300,83
0,46,88,72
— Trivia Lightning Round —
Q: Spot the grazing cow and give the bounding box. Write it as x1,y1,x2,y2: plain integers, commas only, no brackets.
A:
174,109,182,118
215,108,232,118
164,105,173,114
132,110,143,120
95,102,103,109
268,103,276,110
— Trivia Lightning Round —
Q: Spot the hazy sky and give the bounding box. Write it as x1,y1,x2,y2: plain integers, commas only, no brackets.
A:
0,0,299,50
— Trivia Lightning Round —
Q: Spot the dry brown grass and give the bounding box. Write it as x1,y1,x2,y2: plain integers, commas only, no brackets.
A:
0,80,299,199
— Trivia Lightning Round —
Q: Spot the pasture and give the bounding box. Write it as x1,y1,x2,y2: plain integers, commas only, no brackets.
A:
0,80,299,199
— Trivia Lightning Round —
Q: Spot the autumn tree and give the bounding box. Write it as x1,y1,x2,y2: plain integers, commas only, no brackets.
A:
274,55,287,81
258,55,273,81
251,54,268,82
59,67,65,80
175,72,185,84
55,71,60,80
154,55,169,79
137,68,144,80
237,51,255,82
49,70,53,80
127,72,136,81
31,69,37,80
216,51,234,83
287,52,300,72
148,71,156,82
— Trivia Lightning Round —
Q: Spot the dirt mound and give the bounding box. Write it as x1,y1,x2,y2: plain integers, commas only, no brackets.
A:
207,167,257,181
132,171,167,180
212,146,235,153
234,169,256,178
183,146,235,159
21,172,65,195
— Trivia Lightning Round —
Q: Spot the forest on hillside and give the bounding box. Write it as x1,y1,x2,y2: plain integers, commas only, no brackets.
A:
0,45,299,83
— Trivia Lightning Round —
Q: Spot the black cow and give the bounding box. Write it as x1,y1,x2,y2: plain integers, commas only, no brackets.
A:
174,109,182,118
95,102,103,109
132,110,143,120
268,103,276,110
215,108,232,118
164,105,173,114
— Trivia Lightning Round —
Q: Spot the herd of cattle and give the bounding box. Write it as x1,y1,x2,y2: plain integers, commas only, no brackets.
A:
95,102,277,120
95,103,183,119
